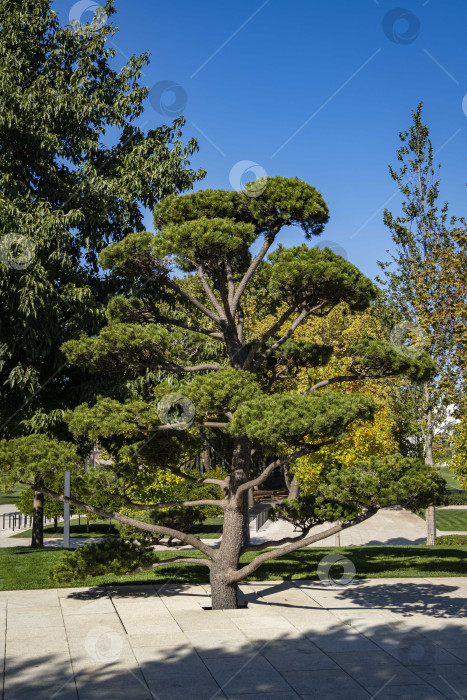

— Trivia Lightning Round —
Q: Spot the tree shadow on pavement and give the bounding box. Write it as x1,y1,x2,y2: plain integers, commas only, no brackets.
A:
3,579,467,699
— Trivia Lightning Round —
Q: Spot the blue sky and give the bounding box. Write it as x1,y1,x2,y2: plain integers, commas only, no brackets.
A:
54,0,466,279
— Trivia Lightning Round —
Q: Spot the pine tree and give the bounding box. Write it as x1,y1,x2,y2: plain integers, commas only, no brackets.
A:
1,177,443,606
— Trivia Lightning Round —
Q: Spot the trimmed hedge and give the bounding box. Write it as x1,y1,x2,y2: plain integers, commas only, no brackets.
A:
444,493,467,505
435,534,467,546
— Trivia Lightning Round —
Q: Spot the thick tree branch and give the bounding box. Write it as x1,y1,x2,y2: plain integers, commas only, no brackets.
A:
237,303,245,342
122,496,226,510
197,265,226,319
303,374,359,394
163,466,229,493
33,483,217,559
139,309,224,340
250,306,315,372
127,556,211,575
166,278,221,324
218,280,237,334
243,303,297,370
236,440,334,499
236,447,308,498
230,507,378,581
232,230,278,312
224,258,236,310
241,532,311,553
148,362,223,374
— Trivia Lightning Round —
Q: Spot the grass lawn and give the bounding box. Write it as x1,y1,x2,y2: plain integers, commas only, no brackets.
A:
0,483,26,506
11,519,119,539
11,516,224,541
190,517,223,539
421,509,467,532
439,466,464,493
1,545,467,591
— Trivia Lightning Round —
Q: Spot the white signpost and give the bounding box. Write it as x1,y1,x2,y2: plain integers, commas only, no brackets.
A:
63,470,70,548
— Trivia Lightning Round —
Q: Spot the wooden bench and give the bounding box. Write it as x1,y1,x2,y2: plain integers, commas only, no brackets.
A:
252,489,288,503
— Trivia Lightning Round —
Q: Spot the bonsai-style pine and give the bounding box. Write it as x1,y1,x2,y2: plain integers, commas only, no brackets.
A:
4,177,443,608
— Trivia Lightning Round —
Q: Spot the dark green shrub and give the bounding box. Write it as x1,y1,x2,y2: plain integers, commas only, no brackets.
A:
444,493,467,505
435,534,467,546
116,508,203,546
49,537,157,583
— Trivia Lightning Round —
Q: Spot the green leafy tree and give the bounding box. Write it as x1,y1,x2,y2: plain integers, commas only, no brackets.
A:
0,0,204,436
0,435,78,546
18,480,66,532
31,177,441,608
379,103,462,541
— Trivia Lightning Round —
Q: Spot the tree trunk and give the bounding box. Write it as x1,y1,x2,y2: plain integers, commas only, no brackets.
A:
31,490,44,548
210,436,251,609
210,506,244,609
426,504,436,545
53,516,58,532
424,384,436,545
242,502,251,548
210,563,239,609
287,477,300,500
201,444,211,471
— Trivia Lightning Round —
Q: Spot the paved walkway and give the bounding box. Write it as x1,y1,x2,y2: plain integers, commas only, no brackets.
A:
0,505,18,516
1,578,467,699
1,507,465,550
252,508,431,547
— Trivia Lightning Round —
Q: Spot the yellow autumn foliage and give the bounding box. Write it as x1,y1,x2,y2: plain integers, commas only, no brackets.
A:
245,300,398,491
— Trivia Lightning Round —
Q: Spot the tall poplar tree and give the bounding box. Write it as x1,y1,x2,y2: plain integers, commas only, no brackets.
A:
380,103,460,542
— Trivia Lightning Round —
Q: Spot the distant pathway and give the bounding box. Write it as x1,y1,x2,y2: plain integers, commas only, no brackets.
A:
1,507,466,550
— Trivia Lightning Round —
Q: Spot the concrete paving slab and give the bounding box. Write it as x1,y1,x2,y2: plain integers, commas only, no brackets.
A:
282,668,370,699
204,654,293,695
59,596,115,616
183,627,248,650
363,686,444,700
171,609,239,631
406,664,467,698
126,631,189,648
326,657,424,690
2,580,467,699
1,588,59,606
6,610,64,629
224,694,299,700
306,628,380,652
57,586,107,597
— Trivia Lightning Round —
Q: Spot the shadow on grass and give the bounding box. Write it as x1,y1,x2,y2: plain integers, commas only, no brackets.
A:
3,545,467,592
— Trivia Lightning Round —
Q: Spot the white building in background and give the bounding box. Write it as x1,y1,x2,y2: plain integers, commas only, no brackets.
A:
434,403,460,436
